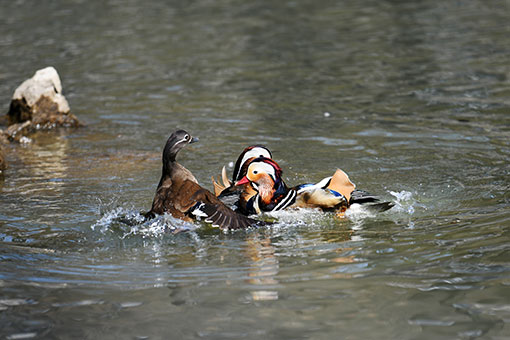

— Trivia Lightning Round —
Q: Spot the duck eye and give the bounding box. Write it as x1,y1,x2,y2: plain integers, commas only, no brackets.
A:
184,134,189,140
253,170,258,175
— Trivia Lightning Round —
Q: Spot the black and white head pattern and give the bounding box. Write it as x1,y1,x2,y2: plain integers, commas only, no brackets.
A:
233,146,272,181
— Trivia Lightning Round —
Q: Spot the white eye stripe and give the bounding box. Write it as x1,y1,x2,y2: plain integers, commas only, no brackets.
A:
175,136,189,145
250,162,276,180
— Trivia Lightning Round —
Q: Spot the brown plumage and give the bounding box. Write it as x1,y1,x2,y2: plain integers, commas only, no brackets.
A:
145,130,268,230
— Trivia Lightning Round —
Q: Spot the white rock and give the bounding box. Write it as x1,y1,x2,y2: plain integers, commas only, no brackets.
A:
12,66,70,114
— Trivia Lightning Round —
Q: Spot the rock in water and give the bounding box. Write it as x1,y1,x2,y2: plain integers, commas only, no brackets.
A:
6,66,82,128
0,145,6,172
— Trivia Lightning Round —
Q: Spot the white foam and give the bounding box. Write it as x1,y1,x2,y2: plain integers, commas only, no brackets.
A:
265,207,325,226
91,207,197,238
389,190,416,214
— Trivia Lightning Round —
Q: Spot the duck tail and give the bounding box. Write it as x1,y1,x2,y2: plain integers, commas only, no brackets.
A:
349,190,380,204
349,190,394,213
364,201,395,213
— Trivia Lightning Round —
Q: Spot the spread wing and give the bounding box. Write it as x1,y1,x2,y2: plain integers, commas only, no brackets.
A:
147,178,268,230
191,201,267,230
184,181,268,230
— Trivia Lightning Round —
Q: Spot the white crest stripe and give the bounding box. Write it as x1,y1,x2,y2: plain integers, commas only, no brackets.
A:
235,148,272,180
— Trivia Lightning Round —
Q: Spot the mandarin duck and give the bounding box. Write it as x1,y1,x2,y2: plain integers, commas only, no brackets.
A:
211,145,272,212
144,130,268,230
235,157,394,216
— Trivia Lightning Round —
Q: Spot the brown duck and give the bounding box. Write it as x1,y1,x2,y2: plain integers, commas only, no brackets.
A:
145,130,268,230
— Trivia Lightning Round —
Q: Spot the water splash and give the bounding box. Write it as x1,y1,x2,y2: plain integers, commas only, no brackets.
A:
91,197,405,238
344,204,379,229
267,204,386,230
266,208,328,228
389,190,417,228
91,207,198,238
91,207,142,233
389,190,416,215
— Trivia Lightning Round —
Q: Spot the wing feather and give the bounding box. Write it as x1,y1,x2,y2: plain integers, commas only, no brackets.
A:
187,181,268,230
327,169,355,201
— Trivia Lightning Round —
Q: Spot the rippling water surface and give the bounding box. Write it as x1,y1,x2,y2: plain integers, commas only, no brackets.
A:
1,1,509,339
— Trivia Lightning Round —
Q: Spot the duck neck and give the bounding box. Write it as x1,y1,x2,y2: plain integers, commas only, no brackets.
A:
162,143,179,174
273,178,290,199
158,150,179,190
258,177,292,211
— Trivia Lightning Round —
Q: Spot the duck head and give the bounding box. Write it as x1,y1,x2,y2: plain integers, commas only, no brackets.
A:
236,157,285,202
232,145,272,182
163,129,198,165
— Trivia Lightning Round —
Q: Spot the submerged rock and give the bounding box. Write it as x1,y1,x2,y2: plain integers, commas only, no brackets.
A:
0,145,5,172
6,66,82,128
0,129,7,171
2,121,32,143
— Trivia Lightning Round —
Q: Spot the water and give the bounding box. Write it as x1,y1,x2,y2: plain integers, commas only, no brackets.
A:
1,0,509,338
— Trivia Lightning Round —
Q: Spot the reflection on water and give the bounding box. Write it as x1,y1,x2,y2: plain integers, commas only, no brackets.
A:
245,233,279,301
16,133,69,196
1,0,510,338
